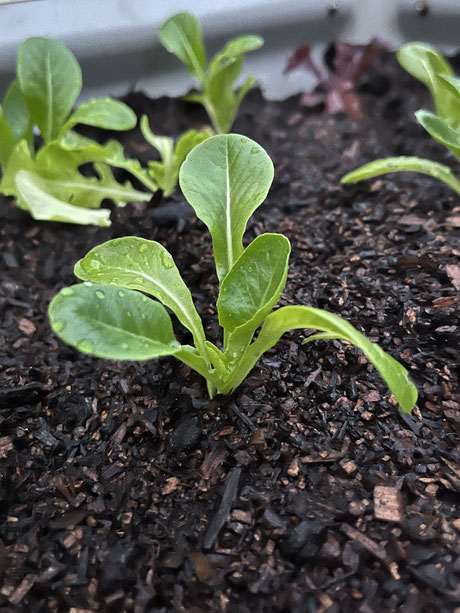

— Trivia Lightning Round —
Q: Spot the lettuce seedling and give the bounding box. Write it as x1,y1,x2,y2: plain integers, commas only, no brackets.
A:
48,134,417,413
342,43,460,196
0,37,156,226
140,115,210,196
158,12,263,134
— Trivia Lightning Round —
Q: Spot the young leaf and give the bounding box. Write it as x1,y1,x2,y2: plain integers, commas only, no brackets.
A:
175,128,211,165
415,109,460,161
141,115,210,195
0,116,17,166
74,237,207,355
210,35,263,75
396,42,456,122
15,170,111,226
229,306,418,413
341,155,460,196
3,81,31,141
17,37,82,142
180,134,274,280
60,97,137,134
0,140,36,198
49,282,181,360
217,233,290,333
158,12,207,83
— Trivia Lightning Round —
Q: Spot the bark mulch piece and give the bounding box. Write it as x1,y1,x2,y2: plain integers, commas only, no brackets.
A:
1,53,459,612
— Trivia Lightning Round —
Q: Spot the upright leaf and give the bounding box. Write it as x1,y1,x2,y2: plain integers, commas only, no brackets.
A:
15,170,111,226
0,140,35,197
210,35,263,75
0,116,17,166
74,237,207,355
18,37,82,142
179,134,274,280
158,12,207,83
61,97,137,134
397,42,456,122
3,81,31,141
217,233,290,333
229,306,418,413
175,129,211,165
49,283,181,360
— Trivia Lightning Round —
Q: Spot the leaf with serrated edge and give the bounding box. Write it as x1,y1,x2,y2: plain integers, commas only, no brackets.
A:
49,283,180,360
180,134,274,280
74,237,207,355
17,37,82,142
15,170,111,226
227,306,417,413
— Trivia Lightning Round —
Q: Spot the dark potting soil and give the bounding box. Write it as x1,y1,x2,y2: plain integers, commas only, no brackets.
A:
1,53,459,612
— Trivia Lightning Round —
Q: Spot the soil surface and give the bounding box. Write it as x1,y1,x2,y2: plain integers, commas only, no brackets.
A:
1,52,459,612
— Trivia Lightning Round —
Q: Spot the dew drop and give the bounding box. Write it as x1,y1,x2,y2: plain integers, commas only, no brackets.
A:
121,342,129,350
139,243,148,253
61,287,74,296
95,289,105,299
90,259,102,270
160,251,174,269
77,339,95,353
232,351,238,358
83,281,93,287
118,290,126,297
53,320,66,333
248,266,253,273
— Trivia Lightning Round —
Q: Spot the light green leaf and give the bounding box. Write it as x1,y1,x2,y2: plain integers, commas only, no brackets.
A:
210,35,263,75
397,42,456,121
0,116,17,167
341,155,460,196
235,75,258,107
74,237,207,356
175,128,211,165
17,37,82,142
0,139,35,198
15,170,111,226
102,138,158,194
159,12,207,83
61,97,137,135
3,81,31,141
415,109,460,161
208,57,243,134
179,134,274,281
217,233,290,333
34,140,152,207
229,306,418,413
49,282,181,360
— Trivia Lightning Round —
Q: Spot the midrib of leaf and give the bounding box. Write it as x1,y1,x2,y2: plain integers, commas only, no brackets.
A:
225,138,233,274
95,261,206,355
45,51,53,142
175,25,204,83
49,177,146,198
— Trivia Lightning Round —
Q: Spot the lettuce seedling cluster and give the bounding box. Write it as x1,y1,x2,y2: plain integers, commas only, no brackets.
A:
49,134,417,413
342,43,460,196
0,37,157,226
159,12,263,134
140,115,210,197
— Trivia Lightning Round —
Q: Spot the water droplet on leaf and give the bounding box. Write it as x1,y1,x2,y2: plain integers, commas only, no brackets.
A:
90,259,101,270
139,243,148,253
160,251,174,269
77,339,95,353
118,290,125,297
53,320,66,333
95,290,105,299
61,287,74,296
